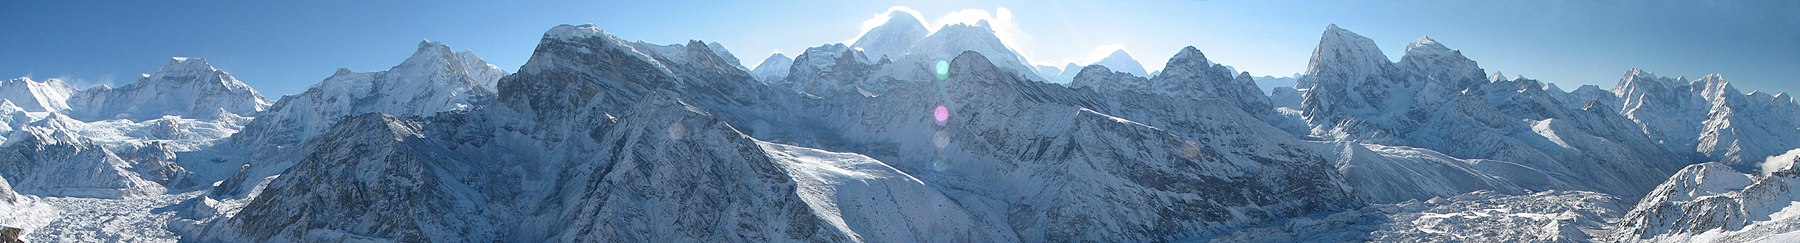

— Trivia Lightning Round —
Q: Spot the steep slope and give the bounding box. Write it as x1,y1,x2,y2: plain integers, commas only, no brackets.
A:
776,44,879,96
1092,49,1150,78
67,57,270,121
805,51,1360,241
1295,25,1683,199
1147,46,1275,118
849,11,928,61
750,53,793,83
551,94,1004,242
0,115,166,198
229,40,506,148
1613,69,1800,172
1609,149,1800,242
902,21,1042,81
0,77,75,113
221,114,488,242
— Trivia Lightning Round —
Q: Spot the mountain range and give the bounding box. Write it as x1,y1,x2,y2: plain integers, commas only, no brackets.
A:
1,16,1797,242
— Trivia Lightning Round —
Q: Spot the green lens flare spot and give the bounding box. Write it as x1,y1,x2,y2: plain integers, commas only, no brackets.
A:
935,60,950,80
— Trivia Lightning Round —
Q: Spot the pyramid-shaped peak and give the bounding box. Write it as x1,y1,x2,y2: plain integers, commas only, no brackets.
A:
1170,46,1210,64
1406,35,1451,54
160,57,219,74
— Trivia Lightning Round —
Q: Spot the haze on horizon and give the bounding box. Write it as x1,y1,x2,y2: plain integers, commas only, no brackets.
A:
1,0,1795,96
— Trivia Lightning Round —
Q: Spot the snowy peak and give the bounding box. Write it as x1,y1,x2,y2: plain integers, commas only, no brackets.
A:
909,22,1040,80
1307,24,1391,77
750,53,793,83
1397,35,1485,89
0,77,76,112
1094,49,1150,78
851,11,928,61
152,57,222,79
1403,35,1453,56
66,57,269,120
544,23,605,41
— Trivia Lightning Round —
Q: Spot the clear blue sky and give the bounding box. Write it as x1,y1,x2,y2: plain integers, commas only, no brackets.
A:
3,0,1796,96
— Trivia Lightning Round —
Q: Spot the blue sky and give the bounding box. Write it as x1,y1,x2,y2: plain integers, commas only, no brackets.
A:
3,0,1796,96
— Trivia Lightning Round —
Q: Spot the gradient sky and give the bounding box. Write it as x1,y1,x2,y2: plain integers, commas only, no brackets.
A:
3,0,1796,96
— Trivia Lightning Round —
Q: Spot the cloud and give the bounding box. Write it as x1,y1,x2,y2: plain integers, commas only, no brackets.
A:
933,8,1038,65
1763,148,1800,176
847,6,1044,66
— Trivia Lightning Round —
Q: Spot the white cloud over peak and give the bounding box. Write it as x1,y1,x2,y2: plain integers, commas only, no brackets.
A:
847,6,928,44
848,6,1043,66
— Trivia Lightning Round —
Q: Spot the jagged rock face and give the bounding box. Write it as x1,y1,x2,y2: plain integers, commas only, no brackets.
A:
227,114,495,242
1148,46,1275,118
1610,152,1800,242
0,174,17,203
1300,25,1407,127
1092,49,1150,78
67,57,270,121
750,53,793,83
1068,64,1150,92
903,22,1042,81
801,51,1359,242
778,44,880,96
0,77,75,113
1396,36,1487,91
550,95,1004,242
230,40,505,147
1290,25,1686,199
1613,69,1800,172
850,11,928,61
0,124,164,198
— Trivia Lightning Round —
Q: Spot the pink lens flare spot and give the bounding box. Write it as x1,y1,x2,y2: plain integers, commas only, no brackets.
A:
933,105,950,126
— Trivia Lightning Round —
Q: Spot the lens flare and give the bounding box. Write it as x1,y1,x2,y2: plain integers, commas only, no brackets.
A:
667,123,686,140
933,105,949,126
1180,140,1201,160
933,130,951,149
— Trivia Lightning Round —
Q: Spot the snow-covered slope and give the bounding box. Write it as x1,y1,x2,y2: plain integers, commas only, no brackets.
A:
229,40,505,147
750,53,793,83
850,11,928,62
1615,69,1800,172
0,77,75,113
67,57,270,121
1147,46,1275,117
1294,24,1685,199
1609,150,1800,242
1092,49,1150,78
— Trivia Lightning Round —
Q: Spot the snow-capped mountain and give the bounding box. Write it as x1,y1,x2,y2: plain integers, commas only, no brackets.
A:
1093,49,1150,78
1147,46,1274,117
850,11,928,62
1614,69,1800,172
900,21,1043,81
67,57,270,121
750,53,792,83
0,77,74,113
4,14,1799,242
229,40,505,147
1610,149,1800,242
1295,24,1685,200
